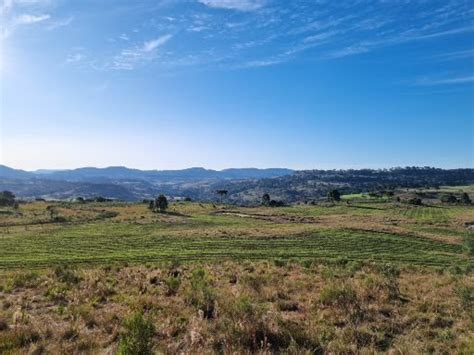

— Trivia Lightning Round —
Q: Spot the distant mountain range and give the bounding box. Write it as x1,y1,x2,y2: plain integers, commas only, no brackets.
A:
1,165,472,204
0,165,293,182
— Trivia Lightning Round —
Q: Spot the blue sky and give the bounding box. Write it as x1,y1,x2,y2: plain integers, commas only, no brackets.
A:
1,0,473,170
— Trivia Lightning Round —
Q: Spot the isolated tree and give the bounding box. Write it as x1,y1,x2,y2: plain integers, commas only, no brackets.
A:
216,190,228,203
408,197,422,206
327,189,341,202
148,200,155,210
155,195,168,213
262,193,271,206
0,191,15,207
441,194,457,204
46,205,57,220
460,192,472,205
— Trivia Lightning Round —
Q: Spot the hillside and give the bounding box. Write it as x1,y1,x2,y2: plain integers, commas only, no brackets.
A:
1,166,472,203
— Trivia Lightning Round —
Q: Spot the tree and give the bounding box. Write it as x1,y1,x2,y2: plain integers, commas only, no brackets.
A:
441,194,457,204
460,192,472,205
155,195,168,213
327,189,341,202
46,205,57,220
262,193,270,206
0,191,15,207
216,190,228,203
408,197,422,206
148,200,155,210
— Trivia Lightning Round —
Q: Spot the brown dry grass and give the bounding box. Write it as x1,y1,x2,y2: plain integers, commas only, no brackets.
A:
0,261,473,354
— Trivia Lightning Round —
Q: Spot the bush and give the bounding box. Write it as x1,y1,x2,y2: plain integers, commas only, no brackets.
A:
454,284,474,310
274,259,288,267
97,211,119,219
54,265,81,284
463,233,474,256
460,192,472,205
0,327,40,353
118,313,155,355
320,284,357,307
440,194,457,204
186,269,216,319
407,197,422,206
164,276,181,296
5,272,41,291
52,216,69,223
376,263,400,300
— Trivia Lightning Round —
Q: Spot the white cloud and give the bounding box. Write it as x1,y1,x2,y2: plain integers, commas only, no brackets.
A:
111,34,173,70
66,53,84,63
416,75,474,86
143,34,172,52
14,13,50,24
47,16,73,30
198,0,265,11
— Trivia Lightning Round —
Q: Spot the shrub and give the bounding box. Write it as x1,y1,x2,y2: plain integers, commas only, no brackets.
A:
165,276,181,296
320,284,357,307
277,301,299,312
45,285,69,304
54,265,81,284
407,197,422,205
186,269,216,319
0,327,40,353
463,233,474,256
327,189,341,202
118,313,155,355
5,272,41,291
440,194,457,204
52,216,68,223
97,211,119,219
454,284,473,310
460,192,472,205
376,263,400,300
274,259,288,267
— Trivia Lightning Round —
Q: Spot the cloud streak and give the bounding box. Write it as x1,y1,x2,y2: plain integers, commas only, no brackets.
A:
416,75,474,86
111,34,173,70
197,0,265,11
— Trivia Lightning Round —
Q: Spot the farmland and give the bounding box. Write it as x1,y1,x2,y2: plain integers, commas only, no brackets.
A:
0,196,473,353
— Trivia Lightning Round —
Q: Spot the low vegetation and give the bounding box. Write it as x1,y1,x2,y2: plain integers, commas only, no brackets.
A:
0,186,472,352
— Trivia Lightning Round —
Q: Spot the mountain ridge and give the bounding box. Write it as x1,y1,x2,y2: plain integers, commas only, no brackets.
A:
0,165,294,182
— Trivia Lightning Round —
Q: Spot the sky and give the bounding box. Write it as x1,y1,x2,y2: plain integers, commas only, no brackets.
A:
0,0,473,171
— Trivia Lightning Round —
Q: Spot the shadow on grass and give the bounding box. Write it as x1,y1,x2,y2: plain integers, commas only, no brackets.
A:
347,205,386,211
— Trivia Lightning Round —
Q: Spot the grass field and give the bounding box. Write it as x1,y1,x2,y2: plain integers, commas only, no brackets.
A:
0,201,472,269
0,199,473,353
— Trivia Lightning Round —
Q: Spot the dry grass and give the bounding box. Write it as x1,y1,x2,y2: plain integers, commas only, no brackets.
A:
0,261,473,353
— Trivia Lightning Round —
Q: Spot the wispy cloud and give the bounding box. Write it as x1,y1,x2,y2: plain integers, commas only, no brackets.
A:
65,52,84,63
416,75,474,86
434,49,474,61
198,0,265,12
14,13,49,24
111,34,173,70
1,0,68,38
47,16,73,30
143,35,172,52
